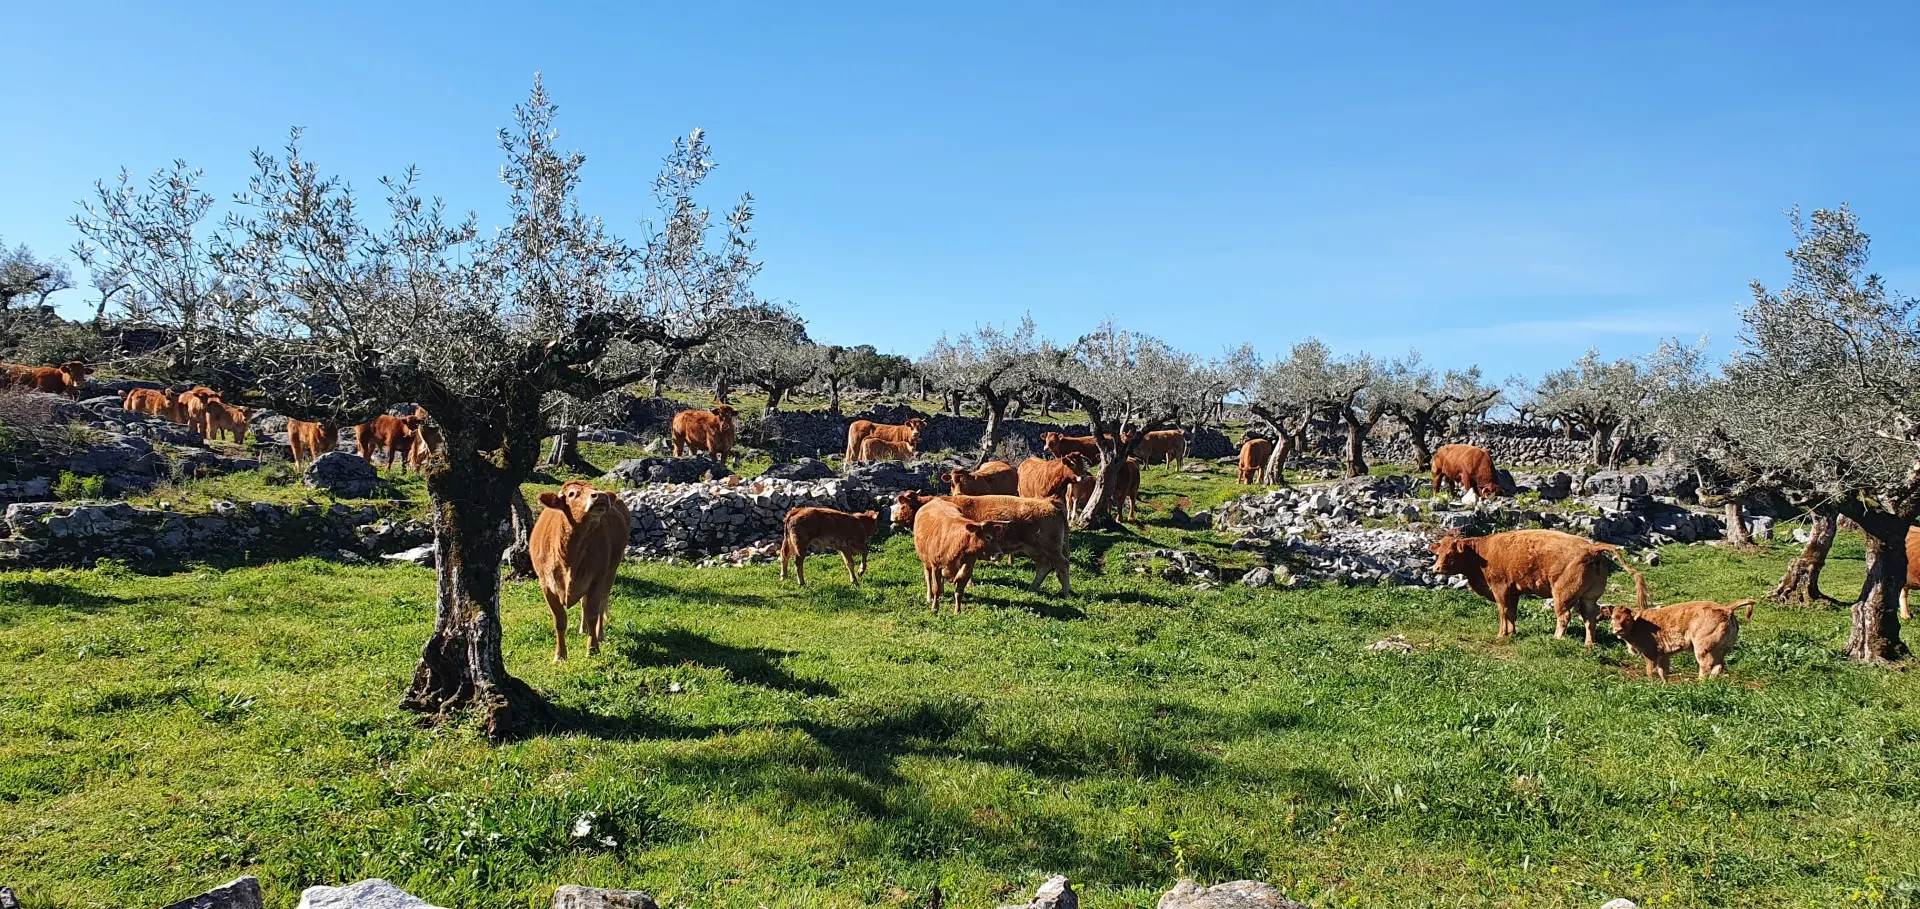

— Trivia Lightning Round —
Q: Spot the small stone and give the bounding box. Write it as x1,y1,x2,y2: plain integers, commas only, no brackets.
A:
297,880,448,909
1599,900,1639,909
1156,879,1307,908
1241,566,1273,588
162,877,264,909
551,885,661,909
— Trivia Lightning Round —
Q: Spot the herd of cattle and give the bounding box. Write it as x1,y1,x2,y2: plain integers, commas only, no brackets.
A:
0,366,1800,680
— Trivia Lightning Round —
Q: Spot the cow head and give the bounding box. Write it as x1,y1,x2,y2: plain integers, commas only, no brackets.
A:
890,491,932,527
712,404,739,421
60,361,90,386
1427,535,1481,576
960,519,1015,552
1040,431,1062,453
905,417,926,431
1061,452,1093,476
540,480,619,526
1608,604,1641,635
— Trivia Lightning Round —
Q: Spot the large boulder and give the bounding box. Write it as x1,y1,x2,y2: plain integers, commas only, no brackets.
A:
551,886,660,909
605,456,732,486
1156,879,1308,909
1582,470,1649,499
761,457,837,481
304,450,380,497
843,459,949,507
297,880,446,909
63,433,167,493
162,876,264,909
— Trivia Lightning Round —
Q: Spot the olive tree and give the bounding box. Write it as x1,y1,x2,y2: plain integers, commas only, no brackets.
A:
1534,350,1647,467
0,237,71,310
717,305,819,414
1279,339,1390,477
1033,322,1193,524
1387,355,1500,472
71,162,224,374
84,80,759,737
1714,205,1919,662
919,316,1039,462
1226,342,1315,485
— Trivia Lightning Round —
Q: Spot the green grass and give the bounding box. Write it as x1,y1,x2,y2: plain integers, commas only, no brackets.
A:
3,470,1919,908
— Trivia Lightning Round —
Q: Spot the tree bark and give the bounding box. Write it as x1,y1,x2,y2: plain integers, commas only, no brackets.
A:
1262,434,1293,487
1723,501,1752,547
764,384,786,415
1406,417,1434,473
1770,509,1837,605
825,378,841,414
539,425,596,474
1588,424,1613,468
1340,412,1371,478
1843,510,1910,664
402,446,553,741
712,371,732,404
977,389,1008,465
503,486,537,581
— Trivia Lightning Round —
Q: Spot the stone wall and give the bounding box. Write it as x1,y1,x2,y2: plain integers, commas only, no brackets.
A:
619,459,955,558
1357,422,1661,468
0,499,430,569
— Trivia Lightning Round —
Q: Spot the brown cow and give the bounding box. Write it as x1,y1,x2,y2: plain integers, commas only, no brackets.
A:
845,417,926,464
1429,529,1644,645
671,404,739,464
1238,438,1274,484
1125,429,1186,469
1432,443,1501,499
202,400,250,444
3,361,90,399
177,387,225,438
1040,431,1100,462
946,461,1019,497
1611,598,1751,681
356,413,418,473
531,480,631,661
1107,457,1142,522
1017,453,1092,505
780,507,880,587
911,498,1014,614
891,492,1072,594
287,418,339,469
121,387,181,423
408,406,442,469
859,436,917,463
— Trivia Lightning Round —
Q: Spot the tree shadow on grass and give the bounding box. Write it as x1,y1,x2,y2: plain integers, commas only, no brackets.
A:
611,575,778,611
0,579,127,624
612,626,841,698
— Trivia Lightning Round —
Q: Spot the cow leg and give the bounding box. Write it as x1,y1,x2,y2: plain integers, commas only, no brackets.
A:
1495,587,1520,638
544,589,570,662
840,550,859,586
953,562,974,613
858,547,868,576
1903,589,1911,621
779,539,791,582
923,564,938,613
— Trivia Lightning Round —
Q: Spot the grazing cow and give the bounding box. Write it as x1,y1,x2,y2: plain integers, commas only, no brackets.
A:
1106,457,1143,522
780,507,880,587
121,387,181,423
845,417,926,464
946,461,1019,497
177,387,225,438
1432,443,1501,499
1611,598,1752,681
891,492,1072,594
1040,431,1100,462
287,418,339,469
1238,438,1274,484
202,400,250,444
531,480,631,661
408,406,442,469
1125,429,1186,469
356,413,418,473
671,404,738,464
3,361,90,399
911,498,1014,614
1017,453,1092,505
859,436,917,463
1429,529,1643,645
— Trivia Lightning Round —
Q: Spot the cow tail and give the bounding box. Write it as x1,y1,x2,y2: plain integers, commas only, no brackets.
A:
1597,544,1648,611
1730,599,1757,621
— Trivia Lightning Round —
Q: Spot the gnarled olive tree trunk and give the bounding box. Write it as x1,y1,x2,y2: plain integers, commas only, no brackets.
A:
1842,509,1910,664
1770,509,1836,605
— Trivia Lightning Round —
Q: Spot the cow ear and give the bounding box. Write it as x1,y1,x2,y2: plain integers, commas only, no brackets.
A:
538,492,563,509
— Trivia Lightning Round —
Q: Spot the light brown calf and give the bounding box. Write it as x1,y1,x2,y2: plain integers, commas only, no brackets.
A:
671,404,739,464
891,492,1072,594
1126,429,1186,469
1432,443,1501,499
3,360,90,399
911,498,1013,614
845,417,925,464
1430,529,1643,645
946,461,1019,497
287,418,339,469
1901,527,1920,620
1107,457,1142,522
203,400,250,444
355,414,418,473
530,480,631,661
1016,453,1092,505
859,436,917,463
177,387,225,438
780,507,880,587
1237,438,1274,484
1040,431,1100,462
1611,598,1752,681
121,388,181,423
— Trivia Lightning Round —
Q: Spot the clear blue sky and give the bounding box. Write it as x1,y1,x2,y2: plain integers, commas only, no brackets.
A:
6,1,1919,379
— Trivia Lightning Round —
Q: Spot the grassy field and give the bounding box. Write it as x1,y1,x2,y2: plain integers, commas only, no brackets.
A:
3,463,1919,908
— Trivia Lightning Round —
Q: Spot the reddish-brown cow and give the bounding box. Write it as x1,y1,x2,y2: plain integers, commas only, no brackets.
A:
531,480,631,661
946,461,1019,496
1429,529,1643,645
1432,443,1501,499
356,413,418,473
121,388,181,423
3,361,90,399
1040,431,1100,462
891,492,1072,594
408,406,442,469
671,404,739,464
911,498,1013,614
845,417,925,464
1125,429,1186,469
287,418,339,469
1016,453,1092,509
203,400,250,444
1237,438,1274,484
1611,598,1752,681
1107,457,1142,522
859,436,916,463
780,507,880,587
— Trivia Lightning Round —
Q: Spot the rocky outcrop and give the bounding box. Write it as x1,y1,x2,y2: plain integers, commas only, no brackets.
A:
605,456,732,486
618,461,949,559
305,451,380,497
1157,879,1308,908
0,499,429,569
551,886,660,909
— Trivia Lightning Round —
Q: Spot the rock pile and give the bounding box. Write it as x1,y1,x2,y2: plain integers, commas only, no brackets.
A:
0,499,430,569
305,451,380,497
604,456,732,486
0,394,261,502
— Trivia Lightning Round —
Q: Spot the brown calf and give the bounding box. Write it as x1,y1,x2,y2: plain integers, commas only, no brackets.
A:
947,461,1019,496
356,413,418,473
1125,429,1186,469
912,498,1013,614
122,387,181,423
203,400,250,444
845,417,926,464
1040,431,1100,462
891,491,1072,594
1237,438,1274,484
1432,443,1501,499
1612,598,1752,681
287,418,339,469
780,507,880,587
859,436,917,463
1017,453,1092,504
530,480,631,661
408,406,442,469
1106,457,1142,522
3,361,90,399
1430,529,1643,645
671,404,738,464
177,387,225,439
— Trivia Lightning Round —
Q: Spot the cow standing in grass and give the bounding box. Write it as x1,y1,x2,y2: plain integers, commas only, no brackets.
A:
531,480,630,661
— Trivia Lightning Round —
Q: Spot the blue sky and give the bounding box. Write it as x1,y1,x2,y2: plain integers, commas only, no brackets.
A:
6,1,1919,379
